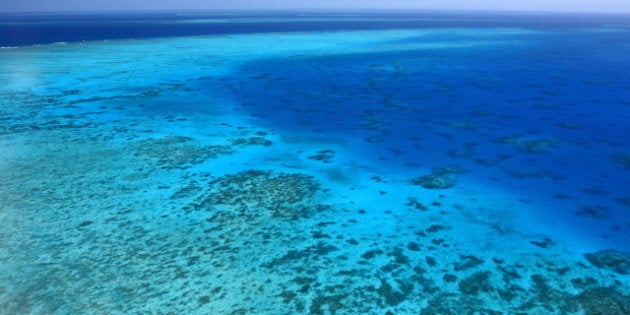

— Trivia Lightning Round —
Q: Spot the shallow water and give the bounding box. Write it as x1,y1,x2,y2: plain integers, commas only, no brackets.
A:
1,13,629,314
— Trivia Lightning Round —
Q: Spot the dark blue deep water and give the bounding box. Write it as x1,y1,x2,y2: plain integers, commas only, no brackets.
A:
2,11,630,46
0,11,629,314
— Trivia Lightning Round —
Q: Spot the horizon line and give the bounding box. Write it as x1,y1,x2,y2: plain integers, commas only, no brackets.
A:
2,8,630,16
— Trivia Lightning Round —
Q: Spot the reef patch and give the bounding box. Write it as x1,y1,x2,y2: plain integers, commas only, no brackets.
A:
196,170,323,219
584,250,630,275
134,136,233,169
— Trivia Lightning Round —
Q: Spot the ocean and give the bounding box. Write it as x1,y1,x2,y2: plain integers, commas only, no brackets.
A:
0,11,629,314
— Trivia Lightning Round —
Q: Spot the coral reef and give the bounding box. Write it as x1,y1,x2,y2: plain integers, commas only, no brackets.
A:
421,293,492,315
410,165,469,189
2,23,629,315
196,170,322,219
575,205,611,220
308,149,335,163
432,165,469,175
568,287,630,314
230,137,273,147
496,136,560,153
410,174,456,189
584,250,630,275
458,271,493,295
134,136,233,169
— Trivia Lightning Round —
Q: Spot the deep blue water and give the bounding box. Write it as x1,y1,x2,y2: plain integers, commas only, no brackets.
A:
0,11,629,314
212,25,630,249
2,11,630,46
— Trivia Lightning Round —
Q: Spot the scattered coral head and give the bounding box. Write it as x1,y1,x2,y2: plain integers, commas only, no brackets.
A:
134,136,233,169
584,250,630,275
410,174,456,189
198,170,323,219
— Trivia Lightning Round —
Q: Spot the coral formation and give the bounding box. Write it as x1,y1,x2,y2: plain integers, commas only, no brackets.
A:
134,136,233,169
230,137,273,147
410,165,469,189
410,174,456,189
584,250,630,275
196,170,322,219
575,205,611,220
2,23,629,315
568,287,630,314
496,136,559,153
308,149,335,163
432,165,469,175
458,271,493,295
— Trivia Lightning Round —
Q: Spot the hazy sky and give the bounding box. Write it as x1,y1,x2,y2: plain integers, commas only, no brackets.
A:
2,0,630,13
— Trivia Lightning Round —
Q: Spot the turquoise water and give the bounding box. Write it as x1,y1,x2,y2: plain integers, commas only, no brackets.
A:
1,13,629,314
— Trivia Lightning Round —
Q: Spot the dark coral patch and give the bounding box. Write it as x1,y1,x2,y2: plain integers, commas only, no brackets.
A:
410,174,456,189
575,205,611,220
495,136,560,153
453,255,484,271
406,197,429,211
308,149,335,163
407,242,421,251
530,237,553,248
229,136,272,147
458,271,493,295
78,220,93,228
421,293,493,315
376,279,413,306
134,136,233,169
197,170,322,219
568,287,630,314
584,250,630,275
432,165,469,175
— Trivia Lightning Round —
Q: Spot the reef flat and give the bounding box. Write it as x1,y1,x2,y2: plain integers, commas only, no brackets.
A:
0,14,629,314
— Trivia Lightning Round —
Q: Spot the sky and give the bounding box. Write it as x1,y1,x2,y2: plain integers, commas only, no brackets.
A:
1,0,630,13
